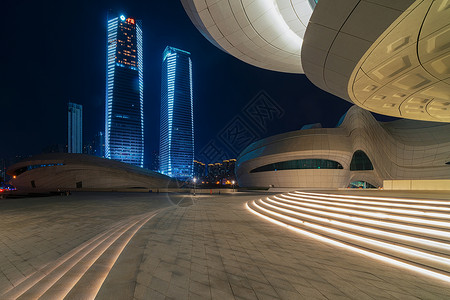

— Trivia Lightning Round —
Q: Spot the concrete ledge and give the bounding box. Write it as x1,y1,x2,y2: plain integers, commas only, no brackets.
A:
384,180,450,191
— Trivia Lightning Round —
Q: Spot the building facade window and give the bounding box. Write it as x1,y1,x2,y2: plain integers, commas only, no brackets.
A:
350,150,374,171
250,159,343,173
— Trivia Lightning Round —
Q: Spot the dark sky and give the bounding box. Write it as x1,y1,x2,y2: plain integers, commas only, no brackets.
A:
2,0,392,166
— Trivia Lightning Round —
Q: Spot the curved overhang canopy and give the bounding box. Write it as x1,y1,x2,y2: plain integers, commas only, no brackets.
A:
181,0,450,122
180,0,313,73
348,0,450,122
302,0,450,122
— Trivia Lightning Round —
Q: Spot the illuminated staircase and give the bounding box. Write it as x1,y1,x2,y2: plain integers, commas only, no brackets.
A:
1,211,161,300
246,191,450,283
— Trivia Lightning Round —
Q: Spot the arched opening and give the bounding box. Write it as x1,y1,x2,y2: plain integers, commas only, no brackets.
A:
350,150,373,171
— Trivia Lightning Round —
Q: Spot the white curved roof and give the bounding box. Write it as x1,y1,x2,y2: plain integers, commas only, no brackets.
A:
301,0,450,122
348,0,450,122
180,0,313,73
182,0,450,122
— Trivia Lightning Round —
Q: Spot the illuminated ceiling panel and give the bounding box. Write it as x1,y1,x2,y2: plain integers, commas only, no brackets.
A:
181,0,313,73
348,0,450,122
182,0,449,122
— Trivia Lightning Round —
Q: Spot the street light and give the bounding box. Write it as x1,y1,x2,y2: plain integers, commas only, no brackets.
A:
232,180,235,192
193,177,197,196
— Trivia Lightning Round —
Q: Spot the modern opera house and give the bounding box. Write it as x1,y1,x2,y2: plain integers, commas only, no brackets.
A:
7,154,172,192
181,0,450,189
237,105,450,189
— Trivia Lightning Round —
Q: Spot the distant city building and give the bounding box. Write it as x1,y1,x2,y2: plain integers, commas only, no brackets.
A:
105,13,144,167
68,102,82,154
159,46,194,179
193,160,205,179
151,151,160,172
0,159,6,183
94,131,105,158
83,131,105,157
205,159,236,184
43,144,67,154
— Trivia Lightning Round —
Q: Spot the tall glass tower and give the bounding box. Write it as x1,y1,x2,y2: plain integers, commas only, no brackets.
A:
160,46,194,179
105,13,144,167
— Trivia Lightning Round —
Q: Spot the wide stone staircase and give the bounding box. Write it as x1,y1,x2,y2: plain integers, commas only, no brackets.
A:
246,191,450,283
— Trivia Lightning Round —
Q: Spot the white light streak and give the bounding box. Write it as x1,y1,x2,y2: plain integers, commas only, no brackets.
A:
278,195,450,225
246,202,450,283
258,199,450,265
264,197,450,249
295,191,450,205
289,192,450,211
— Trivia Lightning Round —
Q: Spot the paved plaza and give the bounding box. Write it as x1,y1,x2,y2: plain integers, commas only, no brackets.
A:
0,191,449,299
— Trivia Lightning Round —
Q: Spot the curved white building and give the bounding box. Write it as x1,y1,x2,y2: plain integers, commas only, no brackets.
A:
303,0,450,122
181,0,450,122
7,154,173,192
236,106,450,188
181,0,314,73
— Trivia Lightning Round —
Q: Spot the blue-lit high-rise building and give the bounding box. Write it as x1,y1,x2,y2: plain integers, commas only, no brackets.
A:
159,46,194,179
105,13,144,167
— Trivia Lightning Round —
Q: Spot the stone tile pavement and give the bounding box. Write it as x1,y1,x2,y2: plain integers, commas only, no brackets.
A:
100,193,450,299
1,192,449,299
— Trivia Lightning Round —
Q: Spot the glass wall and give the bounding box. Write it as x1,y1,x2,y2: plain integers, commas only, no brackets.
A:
350,150,374,171
250,159,343,173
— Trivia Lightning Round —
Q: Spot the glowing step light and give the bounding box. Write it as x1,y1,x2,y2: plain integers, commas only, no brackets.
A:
263,198,450,251
246,192,450,283
276,195,450,227
271,195,450,238
255,200,450,267
1,211,162,300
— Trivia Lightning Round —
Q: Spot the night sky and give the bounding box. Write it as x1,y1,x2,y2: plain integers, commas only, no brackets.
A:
2,0,393,167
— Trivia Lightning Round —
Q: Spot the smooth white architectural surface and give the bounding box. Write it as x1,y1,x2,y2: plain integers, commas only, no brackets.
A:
182,0,450,122
236,106,450,188
180,0,313,73
384,180,450,190
7,153,172,191
348,0,450,122
301,0,414,101
302,0,450,122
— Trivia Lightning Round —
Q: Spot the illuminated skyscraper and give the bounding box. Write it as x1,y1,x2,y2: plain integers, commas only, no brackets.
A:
68,102,82,154
105,13,144,167
160,46,194,179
